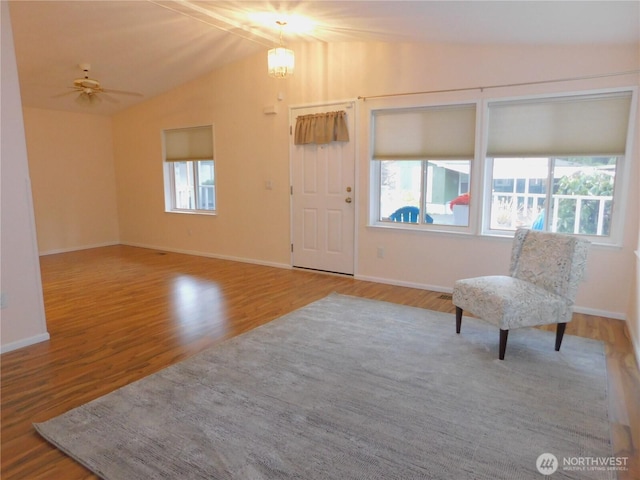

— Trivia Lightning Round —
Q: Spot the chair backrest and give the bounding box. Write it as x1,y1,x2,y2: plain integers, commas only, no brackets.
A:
389,206,434,224
509,228,589,302
389,206,420,223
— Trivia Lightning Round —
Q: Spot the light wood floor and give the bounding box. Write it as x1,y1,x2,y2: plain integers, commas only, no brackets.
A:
2,245,639,479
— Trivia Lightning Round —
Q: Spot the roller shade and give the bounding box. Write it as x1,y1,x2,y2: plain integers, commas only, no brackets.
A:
165,126,213,161
487,92,632,157
373,104,476,160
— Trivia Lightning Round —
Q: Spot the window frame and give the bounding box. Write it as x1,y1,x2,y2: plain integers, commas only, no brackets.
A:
372,159,474,229
482,156,620,239
162,125,216,216
368,99,482,235
480,87,636,246
366,87,636,247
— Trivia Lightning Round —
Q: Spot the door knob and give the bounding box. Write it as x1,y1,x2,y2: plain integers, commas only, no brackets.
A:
345,197,352,203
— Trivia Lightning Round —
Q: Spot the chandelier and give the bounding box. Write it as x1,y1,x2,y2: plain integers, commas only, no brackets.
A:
268,21,294,79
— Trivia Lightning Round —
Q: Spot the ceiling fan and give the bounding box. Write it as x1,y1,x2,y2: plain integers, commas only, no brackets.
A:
54,63,143,105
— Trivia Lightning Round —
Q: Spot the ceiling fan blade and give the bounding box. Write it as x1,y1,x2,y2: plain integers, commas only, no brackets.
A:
59,65,142,105
75,93,91,105
101,88,143,97
100,92,120,104
52,89,79,99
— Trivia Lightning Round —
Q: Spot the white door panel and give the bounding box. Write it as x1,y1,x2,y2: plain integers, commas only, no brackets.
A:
291,103,355,275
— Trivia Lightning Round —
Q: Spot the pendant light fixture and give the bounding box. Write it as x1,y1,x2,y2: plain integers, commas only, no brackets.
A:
268,20,294,79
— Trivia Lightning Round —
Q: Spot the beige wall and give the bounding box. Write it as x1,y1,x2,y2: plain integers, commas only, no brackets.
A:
5,3,637,358
631,224,640,364
631,129,640,363
112,41,639,320
23,108,120,254
1,3,49,352
112,60,292,266
17,38,638,342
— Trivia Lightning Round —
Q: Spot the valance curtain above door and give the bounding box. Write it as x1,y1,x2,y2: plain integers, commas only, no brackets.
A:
294,111,349,145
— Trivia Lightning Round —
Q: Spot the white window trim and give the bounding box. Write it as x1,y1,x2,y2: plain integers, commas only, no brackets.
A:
365,87,637,247
163,161,217,216
366,96,483,235
162,125,217,216
479,87,637,247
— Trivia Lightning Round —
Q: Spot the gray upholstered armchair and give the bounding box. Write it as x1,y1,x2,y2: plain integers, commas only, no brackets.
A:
452,228,589,360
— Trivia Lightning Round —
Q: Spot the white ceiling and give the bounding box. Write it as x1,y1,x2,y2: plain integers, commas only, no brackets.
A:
9,1,640,115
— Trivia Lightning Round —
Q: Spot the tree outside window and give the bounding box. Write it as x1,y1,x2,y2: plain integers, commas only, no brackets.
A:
488,157,617,237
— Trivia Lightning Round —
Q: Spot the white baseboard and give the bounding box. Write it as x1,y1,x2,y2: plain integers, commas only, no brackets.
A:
355,274,626,321
37,243,632,329
40,241,120,256
120,241,292,271
354,274,453,295
1,332,50,354
572,305,626,321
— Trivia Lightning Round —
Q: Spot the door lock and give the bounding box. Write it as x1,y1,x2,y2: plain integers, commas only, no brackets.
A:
345,197,352,203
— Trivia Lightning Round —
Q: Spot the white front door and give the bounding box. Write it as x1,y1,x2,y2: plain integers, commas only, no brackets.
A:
290,103,355,275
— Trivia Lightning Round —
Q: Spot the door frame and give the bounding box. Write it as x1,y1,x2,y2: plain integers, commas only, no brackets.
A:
288,99,359,274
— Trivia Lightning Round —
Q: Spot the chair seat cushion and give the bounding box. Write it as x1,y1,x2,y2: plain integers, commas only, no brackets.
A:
452,275,572,330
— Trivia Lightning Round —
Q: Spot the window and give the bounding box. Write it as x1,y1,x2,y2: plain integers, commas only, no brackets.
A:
484,91,632,241
163,126,215,214
372,104,476,227
379,160,471,225
487,156,618,235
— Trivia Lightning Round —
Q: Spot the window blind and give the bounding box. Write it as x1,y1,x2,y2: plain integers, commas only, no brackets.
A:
164,126,213,161
372,104,476,160
487,92,632,157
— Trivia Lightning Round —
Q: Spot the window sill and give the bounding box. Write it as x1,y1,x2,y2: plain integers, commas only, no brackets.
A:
368,223,623,248
367,222,474,236
165,209,217,216
481,229,623,248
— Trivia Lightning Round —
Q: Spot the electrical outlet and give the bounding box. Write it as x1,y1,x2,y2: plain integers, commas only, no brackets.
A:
377,247,384,259
0,292,7,309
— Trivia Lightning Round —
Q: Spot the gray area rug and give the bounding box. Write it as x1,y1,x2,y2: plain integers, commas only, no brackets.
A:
35,294,614,479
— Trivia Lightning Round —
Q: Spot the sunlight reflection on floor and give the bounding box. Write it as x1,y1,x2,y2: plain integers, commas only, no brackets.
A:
171,275,229,342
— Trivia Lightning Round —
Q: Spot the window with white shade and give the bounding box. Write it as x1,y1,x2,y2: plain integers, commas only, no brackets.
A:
484,91,633,242
371,103,476,228
163,125,215,214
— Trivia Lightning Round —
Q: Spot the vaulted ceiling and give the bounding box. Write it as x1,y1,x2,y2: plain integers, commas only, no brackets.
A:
9,1,640,115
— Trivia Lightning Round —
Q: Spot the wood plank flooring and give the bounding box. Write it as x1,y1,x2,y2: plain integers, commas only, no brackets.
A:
1,245,638,479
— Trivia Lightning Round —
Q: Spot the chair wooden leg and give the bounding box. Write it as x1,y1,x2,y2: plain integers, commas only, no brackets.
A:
555,323,567,351
455,307,462,334
499,329,509,360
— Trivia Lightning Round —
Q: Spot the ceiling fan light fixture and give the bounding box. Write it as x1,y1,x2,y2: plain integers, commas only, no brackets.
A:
74,78,101,90
75,91,100,105
268,21,294,79
53,63,142,107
